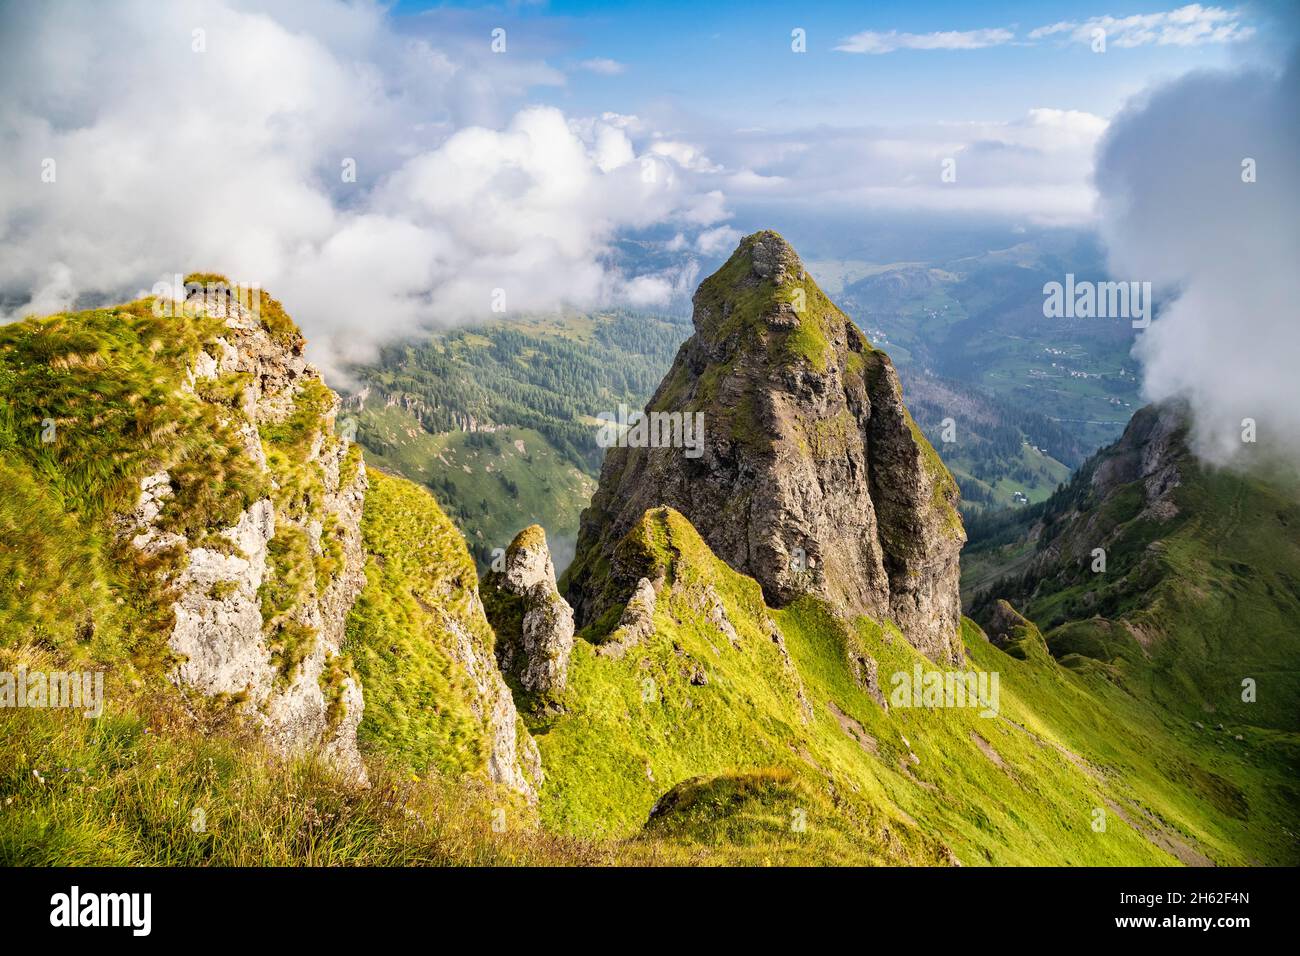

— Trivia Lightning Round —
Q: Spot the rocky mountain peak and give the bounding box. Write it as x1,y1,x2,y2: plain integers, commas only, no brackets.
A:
564,231,966,662
689,229,813,348
968,401,1199,636
1090,400,1189,520
744,229,802,282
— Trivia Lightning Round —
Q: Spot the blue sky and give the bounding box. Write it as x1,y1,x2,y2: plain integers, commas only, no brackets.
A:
394,0,1258,126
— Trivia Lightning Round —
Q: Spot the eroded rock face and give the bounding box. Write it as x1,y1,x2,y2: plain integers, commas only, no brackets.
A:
971,402,1197,654
483,526,576,697
597,576,658,660
126,290,368,781
1090,401,1186,522
445,590,543,800
565,231,966,662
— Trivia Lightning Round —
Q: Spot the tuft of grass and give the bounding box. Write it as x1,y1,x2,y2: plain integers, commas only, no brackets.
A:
0,647,597,866
0,301,264,666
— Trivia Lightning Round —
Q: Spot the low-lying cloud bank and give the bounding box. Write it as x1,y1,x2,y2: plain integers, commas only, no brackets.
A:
0,0,1120,379
0,0,718,378
1094,47,1300,468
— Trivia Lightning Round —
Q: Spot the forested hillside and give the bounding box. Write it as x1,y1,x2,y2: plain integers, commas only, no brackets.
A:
347,311,689,570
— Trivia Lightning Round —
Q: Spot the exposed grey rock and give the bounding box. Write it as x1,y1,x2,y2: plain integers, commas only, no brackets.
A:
520,586,576,693
597,576,657,660
764,616,815,724
445,593,542,801
566,231,965,663
697,583,739,646
972,401,1195,640
850,652,887,711
1091,401,1186,522
483,526,576,697
124,291,368,783
985,599,1031,650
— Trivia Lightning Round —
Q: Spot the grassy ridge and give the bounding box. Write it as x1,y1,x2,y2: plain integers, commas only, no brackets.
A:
3,294,1293,867
0,647,596,866
531,507,1294,864
344,468,506,780
0,300,262,670
969,420,1300,735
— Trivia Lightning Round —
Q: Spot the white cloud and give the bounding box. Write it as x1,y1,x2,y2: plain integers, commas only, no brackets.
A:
695,226,742,255
648,140,722,173
836,6,1253,56
679,190,731,226
727,168,788,190
709,109,1108,225
835,28,1014,54
0,0,728,380
576,57,626,75
1029,4,1254,48
1095,52,1300,467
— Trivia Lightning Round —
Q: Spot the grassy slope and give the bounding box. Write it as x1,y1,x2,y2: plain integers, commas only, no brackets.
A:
0,646,602,866
0,296,578,865
970,434,1300,736
4,295,1293,867
343,467,496,778
534,508,1297,865
1032,464,1300,734
943,442,1072,511
0,298,270,669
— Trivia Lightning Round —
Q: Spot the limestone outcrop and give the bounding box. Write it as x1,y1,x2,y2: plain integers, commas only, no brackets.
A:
125,287,369,780
482,526,576,698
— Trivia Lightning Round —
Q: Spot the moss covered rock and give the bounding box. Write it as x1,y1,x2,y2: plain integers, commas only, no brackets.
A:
565,230,966,663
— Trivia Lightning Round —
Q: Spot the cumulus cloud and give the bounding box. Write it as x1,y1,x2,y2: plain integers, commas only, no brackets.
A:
835,28,1014,54
1030,4,1253,48
695,226,742,255
0,0,724,379
1094,51,1300,467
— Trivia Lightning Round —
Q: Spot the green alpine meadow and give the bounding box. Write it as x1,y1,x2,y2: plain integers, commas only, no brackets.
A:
3,10,1299,939
2,234,1295,868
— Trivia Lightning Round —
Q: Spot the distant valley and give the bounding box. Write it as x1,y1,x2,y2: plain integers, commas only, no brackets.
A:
347,231,1143,576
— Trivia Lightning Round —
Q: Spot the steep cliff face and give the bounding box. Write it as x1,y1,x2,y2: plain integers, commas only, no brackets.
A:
564,231,965,662
0,281,545,798
0,285,366,773
122,285,369,779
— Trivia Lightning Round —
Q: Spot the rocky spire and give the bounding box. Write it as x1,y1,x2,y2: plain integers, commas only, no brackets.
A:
483,525,577,702
563,230,966,662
